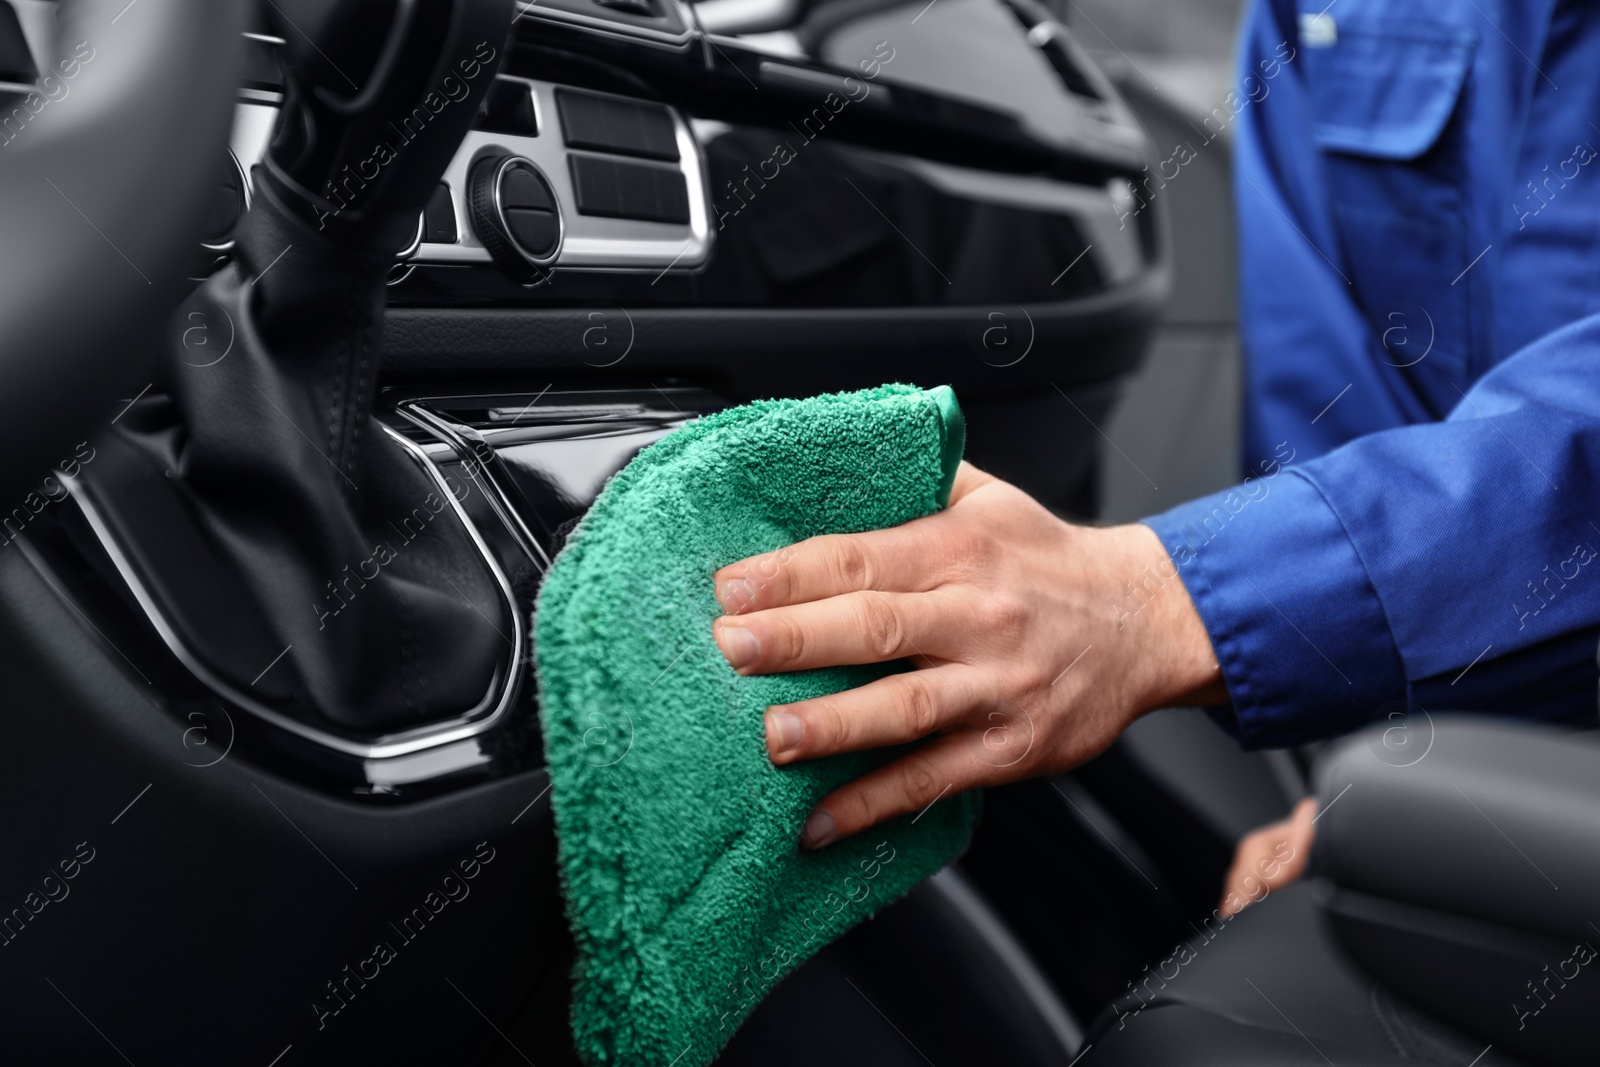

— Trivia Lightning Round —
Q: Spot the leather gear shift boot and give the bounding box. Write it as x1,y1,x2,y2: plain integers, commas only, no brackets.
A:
70,0,518,736
194,185,506,732
78,182,512,735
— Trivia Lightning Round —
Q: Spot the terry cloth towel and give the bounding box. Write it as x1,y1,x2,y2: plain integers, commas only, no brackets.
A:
535,383,980,1067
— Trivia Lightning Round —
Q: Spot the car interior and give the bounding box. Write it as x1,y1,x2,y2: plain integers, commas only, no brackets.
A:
0,0,1595,1064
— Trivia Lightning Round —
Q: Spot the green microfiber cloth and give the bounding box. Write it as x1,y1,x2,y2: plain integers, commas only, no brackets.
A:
535,383,979,1067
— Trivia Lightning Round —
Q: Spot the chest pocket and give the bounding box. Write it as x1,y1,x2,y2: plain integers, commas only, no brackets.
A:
1302,10,1480,403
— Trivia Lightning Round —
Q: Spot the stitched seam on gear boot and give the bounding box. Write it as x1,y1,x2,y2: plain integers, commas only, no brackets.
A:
326,267,351,472
400,583,419,721
349,268,373,479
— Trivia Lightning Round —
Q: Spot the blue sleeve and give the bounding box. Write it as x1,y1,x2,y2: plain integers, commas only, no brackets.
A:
1232,0,1440,469
1144,315,1600,748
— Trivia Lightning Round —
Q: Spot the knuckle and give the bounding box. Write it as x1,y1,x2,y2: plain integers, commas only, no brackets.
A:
750,552,789,598
769,613,807,667
898,675,939,738
973,597,1006,633
831,537,871,592
986,593,1028,634
839,787,879,836
812,696,853,750
944,525,993,579
1023,661,1058,694
749,551,782,584
900,755,941,809
859,592,905,659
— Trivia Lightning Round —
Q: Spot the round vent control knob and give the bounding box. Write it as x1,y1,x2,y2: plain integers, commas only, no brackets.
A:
468,155,562,284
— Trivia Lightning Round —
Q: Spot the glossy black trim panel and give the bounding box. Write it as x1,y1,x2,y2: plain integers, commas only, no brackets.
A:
382,269,1167,399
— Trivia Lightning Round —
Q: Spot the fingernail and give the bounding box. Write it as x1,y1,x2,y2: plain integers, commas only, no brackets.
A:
801,808,837,850
715,624,759,669
717,578,755,613
766,711,803,756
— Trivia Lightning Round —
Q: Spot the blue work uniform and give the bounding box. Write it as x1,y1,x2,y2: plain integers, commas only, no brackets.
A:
1144,0,1600,746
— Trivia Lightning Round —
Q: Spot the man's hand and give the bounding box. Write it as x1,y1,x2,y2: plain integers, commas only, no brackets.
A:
711,463,1226,849
1218,797,1317,918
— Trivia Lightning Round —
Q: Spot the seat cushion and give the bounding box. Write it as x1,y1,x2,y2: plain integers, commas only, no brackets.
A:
1081,880,1525,1066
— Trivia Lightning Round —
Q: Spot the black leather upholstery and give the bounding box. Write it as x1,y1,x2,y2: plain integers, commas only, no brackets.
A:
1313,720,1600,1066
1315,720,1600,940
1081,881,1524,1067
1080,719,1600,1067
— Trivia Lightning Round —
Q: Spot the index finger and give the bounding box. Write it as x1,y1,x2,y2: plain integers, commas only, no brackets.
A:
714,522,947,615
713,461,993,613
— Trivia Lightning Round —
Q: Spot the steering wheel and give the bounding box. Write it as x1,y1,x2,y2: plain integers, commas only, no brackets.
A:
0,0,247,506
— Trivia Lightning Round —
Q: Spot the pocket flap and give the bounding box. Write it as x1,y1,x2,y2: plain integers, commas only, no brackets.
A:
1304,19,1477,161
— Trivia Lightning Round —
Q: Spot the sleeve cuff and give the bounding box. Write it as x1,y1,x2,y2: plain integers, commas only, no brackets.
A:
1141,471,1408,748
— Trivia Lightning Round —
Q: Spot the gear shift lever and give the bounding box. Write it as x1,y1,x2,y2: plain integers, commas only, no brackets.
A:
79,0,520,737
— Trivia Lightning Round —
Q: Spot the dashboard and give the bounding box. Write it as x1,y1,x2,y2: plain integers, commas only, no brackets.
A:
6,0,1166,400
208,0,1165,311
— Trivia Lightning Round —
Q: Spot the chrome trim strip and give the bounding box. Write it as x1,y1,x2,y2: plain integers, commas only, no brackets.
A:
512,0,697,50
363,738,492,787
394,209,426,261
397,403,554,572
238,87,285,106
230,102,279,189
199,148,251,255
62,424,526,761
692,0,801,35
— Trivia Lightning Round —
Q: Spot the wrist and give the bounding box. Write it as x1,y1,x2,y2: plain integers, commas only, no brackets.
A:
1104,522,1228,712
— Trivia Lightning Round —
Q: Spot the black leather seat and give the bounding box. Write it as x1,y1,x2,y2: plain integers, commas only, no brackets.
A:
1080,880,1524,1067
